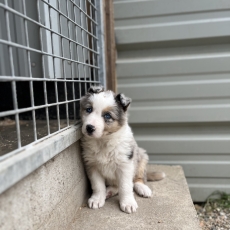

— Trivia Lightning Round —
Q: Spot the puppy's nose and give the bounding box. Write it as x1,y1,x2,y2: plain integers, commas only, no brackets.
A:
86,124,95,135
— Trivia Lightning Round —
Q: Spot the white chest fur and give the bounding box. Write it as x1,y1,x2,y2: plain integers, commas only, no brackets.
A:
81,125,133,181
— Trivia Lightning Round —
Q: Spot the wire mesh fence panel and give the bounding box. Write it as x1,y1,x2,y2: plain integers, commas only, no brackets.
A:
0,0,103,159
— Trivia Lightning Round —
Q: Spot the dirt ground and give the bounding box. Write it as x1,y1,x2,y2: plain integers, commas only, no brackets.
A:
0,118,75,156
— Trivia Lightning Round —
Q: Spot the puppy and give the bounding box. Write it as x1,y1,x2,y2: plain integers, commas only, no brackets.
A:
80,86,165,214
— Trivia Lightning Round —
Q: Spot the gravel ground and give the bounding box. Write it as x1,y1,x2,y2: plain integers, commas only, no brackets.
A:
195,204,230,230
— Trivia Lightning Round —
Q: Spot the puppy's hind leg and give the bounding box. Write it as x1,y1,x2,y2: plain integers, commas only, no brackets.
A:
134,180,152,198
134,153,152,198
106,186,118,199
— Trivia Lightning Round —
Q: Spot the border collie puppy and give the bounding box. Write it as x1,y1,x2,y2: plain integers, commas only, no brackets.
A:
80,86,165,214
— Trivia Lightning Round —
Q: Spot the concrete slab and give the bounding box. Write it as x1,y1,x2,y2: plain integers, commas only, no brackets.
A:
0,141,89,230
69,165,200,230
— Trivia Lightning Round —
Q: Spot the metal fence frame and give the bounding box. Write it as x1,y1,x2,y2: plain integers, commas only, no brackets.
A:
0,0,105,194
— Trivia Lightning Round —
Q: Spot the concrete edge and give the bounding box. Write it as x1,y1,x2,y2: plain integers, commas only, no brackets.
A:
0,124,82,194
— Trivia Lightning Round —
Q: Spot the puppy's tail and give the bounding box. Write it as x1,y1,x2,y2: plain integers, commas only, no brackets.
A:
147,172,166,181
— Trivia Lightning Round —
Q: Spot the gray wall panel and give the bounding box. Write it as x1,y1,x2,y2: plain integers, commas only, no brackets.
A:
149,162,230,178
116,20,230,45
114,0,230,19
137,139,230,155
117,56,230,77
119,81,230,100
114,0,230,201
189,185,230,201
129,106,230,123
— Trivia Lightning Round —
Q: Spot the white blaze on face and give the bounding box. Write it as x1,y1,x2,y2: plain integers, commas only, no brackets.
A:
82,91,116,138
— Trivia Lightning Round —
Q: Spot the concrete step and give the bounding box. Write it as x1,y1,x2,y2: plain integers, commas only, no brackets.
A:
69,165,201,230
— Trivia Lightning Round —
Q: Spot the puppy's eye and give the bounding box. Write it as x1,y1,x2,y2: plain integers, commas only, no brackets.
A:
86,107,92,113
104,113,111,120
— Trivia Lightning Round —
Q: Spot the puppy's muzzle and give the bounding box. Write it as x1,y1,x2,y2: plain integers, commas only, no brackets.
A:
86,124,95,135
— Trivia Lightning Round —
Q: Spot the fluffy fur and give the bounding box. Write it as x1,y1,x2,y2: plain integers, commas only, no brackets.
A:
80,86,165,214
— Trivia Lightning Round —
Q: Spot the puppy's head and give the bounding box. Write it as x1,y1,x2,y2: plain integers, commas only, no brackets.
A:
80,86,131,138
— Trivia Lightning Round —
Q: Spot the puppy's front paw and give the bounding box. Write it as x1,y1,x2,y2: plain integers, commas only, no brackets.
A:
88,196,105,209
120,197,138,214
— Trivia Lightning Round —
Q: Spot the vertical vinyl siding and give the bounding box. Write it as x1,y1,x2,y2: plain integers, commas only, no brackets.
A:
114,0,230,201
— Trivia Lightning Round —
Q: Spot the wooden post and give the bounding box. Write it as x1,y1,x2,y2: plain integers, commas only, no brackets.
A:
103,0,117,92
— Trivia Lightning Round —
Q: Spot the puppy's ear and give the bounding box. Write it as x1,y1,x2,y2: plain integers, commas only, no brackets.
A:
115,93,132,112
88,85,104,94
